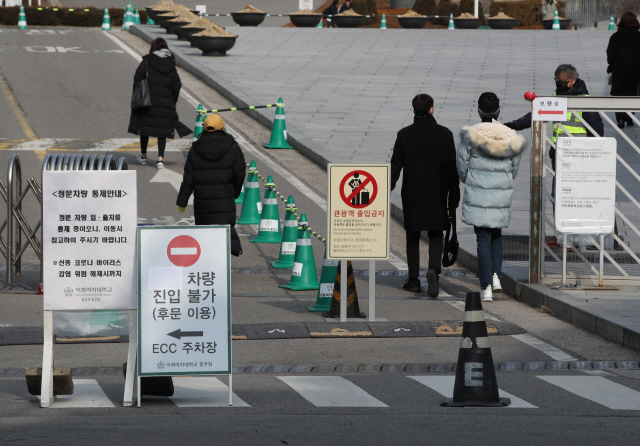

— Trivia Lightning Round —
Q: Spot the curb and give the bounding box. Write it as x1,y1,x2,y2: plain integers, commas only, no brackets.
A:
126,26,640,353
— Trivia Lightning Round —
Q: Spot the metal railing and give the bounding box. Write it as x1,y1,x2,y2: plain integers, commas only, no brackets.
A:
564,0,622,28
530,96,640,287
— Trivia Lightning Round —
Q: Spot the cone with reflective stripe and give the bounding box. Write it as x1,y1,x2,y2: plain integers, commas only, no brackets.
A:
380,12,387,29
134,6,141,25
279,214,319,290
18,5,27,29
608,15,615,30
237,160,262,225
308,247,339,312
147,16,156,25
448,13,454,30
122,4,135,30
235,182,245,204
322,261,365,318
552,10,560,30
102,7,111,30
251,175,282,244
441,292,510,407
271,196,298,268
263,97,294,149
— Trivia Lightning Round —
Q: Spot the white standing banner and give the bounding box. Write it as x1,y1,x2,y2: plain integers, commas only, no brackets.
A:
299,0,313,11
138,226,231,377
555,137,617,235
42,171,137,310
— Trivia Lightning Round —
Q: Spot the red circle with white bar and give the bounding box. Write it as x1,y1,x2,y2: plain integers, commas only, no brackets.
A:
167,235,201,267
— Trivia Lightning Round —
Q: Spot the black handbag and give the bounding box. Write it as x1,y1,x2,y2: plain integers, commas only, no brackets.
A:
230,226,242,257
131,61,152,109
442,210,459,267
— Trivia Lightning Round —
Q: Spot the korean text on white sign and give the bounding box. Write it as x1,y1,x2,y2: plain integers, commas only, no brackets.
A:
138,226,231,376
42,171,137,310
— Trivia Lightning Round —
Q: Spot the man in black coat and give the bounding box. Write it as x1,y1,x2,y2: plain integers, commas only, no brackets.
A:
177,114,246,253
323,0,339,27
391,94,460,296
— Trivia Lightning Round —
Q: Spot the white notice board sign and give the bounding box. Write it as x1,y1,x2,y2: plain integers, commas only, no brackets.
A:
327,164,390,260
555,137,617,235
532,96,567,121
299,0,313,10
42,171,137,310
138,226,231,376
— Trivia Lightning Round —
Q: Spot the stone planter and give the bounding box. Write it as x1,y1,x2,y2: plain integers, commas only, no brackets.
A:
453,18,482,29
182,27,206,47
146,7,162,22
156,14,177,30
397,16,428,29
231,12,267,26
333,15,364,28
289,14,322,27
167,21,191,39
193,35,238,56
541,18,571,29
487,18,517,29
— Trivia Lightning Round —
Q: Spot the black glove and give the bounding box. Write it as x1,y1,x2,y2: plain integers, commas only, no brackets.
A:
504,122,516,130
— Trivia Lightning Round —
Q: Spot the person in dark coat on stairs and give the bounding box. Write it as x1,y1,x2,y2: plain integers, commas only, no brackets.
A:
391,94,460,297
128,38,192,169
607,11,640,128
176,114,246,254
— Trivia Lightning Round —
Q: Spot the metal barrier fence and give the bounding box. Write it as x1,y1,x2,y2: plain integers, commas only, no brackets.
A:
529,96,640,286
564,0,622,28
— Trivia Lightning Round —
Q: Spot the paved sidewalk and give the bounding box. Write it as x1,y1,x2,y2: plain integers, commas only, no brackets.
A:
129,25,640,351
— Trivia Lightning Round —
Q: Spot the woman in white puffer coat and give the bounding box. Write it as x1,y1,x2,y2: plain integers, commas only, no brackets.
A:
456,92,528,302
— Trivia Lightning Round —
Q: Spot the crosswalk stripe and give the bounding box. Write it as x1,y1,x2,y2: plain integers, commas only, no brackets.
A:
13,138,74,151
85,138,139,151
170,377,250,407
39,379,114,408
537,376,640,410
409,376,538,409
277,376,388,407
1,138,191,152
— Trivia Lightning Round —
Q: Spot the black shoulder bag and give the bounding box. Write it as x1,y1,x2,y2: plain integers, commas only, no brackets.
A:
131,61,152,109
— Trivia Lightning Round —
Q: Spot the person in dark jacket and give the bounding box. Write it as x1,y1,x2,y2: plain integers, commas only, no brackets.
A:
338,0,352,14
607,11,640,128
323,0,339,27
391,94,460,297
128,38,192,169
177,114,246,228
504,64,605,249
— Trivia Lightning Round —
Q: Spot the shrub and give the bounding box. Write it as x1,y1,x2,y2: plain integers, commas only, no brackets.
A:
352,0,378,25
412,0,436,16
489,1,565,27
435,0,459,25
0,7,148,27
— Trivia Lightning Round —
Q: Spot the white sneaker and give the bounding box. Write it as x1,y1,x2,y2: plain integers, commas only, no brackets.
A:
137,154,147,165
481,286,493,302
156,161,164,169
492,273,502,292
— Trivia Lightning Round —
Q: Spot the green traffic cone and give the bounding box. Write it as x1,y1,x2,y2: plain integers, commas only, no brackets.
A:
123,4,135,30
148,15,156,25
279,214,319,291
237,160,262,225
263,97,294,149
102,7,111,30
380,12,387,29
251,176,282,244
271,196,298,269
308,247,339,312
448,13,454,30
18,5,27,29
134,6,141,25
235,182,245,204
552,10,560,30
317,19,323,28
608,15,615,30
193,104,205,142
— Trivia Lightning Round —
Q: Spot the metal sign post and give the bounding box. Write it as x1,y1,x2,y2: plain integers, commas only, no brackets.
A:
41,169,137,407
327,164,390,322
137,226,232,406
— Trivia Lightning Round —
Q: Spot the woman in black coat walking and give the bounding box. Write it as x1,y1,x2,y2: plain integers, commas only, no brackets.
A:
128,38,192,169
607,12,640,129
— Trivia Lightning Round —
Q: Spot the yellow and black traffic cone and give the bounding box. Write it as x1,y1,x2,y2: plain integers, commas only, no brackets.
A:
441,292,511,407
322,261,366,318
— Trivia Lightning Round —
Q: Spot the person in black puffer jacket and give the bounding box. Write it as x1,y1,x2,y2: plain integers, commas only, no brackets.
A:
128,38,192,169
176,114,246,254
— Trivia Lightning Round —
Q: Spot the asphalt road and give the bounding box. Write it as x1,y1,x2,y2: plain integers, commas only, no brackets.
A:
2,27,640,444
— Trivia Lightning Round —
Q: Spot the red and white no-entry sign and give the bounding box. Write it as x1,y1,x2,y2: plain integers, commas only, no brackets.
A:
339,170,378,209
167,235,201,267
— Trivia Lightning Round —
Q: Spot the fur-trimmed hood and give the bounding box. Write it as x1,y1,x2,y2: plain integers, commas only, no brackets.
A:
460,120,527,159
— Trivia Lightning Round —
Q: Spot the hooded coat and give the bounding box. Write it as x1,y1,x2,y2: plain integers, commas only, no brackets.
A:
457,120,528,229
391,114,460,232
128,50,187,139
607,26,640,96
176,131,246,225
